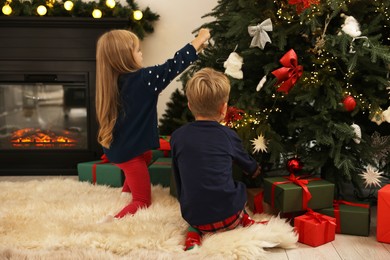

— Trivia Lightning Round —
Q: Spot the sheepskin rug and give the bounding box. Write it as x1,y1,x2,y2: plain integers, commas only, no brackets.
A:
0,178,297,259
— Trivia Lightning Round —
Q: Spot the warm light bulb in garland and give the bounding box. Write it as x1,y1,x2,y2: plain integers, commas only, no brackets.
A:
64,1,74,11
92,9,102,19
2,4,12,15
133,10,143,20
37,5,47,16
106,0,115,9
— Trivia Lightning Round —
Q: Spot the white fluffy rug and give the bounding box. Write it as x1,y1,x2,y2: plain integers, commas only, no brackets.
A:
0,178,297,259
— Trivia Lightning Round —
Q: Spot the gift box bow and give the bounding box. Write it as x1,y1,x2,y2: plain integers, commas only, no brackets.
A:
332,200,369,233
271,174,321,210
304,208,336,225
158,136,171,156
298,208,336,243
91,154,110,184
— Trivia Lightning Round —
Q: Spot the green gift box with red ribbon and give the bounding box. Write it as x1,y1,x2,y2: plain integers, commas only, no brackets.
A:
77,155,124,188
150,136,172,165
294,209,336,247
318,200,370,236
148,157,172,187
263,174,335,213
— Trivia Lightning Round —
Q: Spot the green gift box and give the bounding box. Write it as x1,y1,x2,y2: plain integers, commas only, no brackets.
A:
318,200,370,236
263,175,335,213
170,169,177,198
77,160,124,188
151,149,170,164
148,157,172,187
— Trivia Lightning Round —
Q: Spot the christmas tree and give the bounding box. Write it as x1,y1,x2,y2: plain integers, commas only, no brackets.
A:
160,0,390,199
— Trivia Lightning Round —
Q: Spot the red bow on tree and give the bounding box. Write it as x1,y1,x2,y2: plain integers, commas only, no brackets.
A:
223,106,245,127
271,49,303,94
288,0,320,14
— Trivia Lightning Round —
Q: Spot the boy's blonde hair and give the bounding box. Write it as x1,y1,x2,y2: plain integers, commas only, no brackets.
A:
185,68,230,118
95,29,142,148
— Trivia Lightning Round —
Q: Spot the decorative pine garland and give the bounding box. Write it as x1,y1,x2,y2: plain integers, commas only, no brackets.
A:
0,0,159,38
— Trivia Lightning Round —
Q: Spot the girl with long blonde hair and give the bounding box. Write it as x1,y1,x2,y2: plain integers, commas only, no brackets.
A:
95,28,210,221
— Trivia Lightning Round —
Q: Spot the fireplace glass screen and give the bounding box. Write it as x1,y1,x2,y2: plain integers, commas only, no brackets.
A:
0,76,88,150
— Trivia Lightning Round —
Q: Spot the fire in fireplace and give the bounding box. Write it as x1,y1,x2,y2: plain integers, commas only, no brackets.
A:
0,71,96,175
0,17,129,175
11,128,78,148
0,73,88,150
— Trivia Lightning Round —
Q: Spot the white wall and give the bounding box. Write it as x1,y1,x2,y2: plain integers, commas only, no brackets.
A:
120,0,218,120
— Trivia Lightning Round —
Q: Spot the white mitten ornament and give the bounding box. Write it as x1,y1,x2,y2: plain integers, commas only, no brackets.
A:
350,123,361,144
340,14,361,38
224,52,244,79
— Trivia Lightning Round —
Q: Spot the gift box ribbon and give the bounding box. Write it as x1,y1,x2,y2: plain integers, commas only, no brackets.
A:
253,190,264,214
159,136,171,156
333,200,369,233
299,208,336,242
91,154,110,184
152,161,171,166
271,174,320,210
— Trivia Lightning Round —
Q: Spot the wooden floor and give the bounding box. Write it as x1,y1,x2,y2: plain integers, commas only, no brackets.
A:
1,175,390,260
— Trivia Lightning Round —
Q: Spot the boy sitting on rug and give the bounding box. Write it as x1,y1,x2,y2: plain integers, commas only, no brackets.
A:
170,68,262,250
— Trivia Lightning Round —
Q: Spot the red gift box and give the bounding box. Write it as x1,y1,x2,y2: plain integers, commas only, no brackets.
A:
294,209,336,247
158,135,171,157
377,184,390,243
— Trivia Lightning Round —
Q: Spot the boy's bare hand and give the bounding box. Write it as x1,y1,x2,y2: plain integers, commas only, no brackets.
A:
252,164,262,179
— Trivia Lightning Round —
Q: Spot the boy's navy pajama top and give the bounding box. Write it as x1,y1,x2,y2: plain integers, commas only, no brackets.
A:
171,121,258,226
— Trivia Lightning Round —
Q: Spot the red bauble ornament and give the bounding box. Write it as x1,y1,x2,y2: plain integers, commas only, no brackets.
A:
287,157,303,174
343,96,356,112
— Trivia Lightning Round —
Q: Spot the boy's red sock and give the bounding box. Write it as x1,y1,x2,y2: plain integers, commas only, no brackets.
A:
184,227,202,251
241,212,256,227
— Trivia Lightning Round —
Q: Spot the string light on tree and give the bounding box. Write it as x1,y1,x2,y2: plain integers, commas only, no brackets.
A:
92,9,102,19
37,5,47,16
64,1,74,11
133,10,143,20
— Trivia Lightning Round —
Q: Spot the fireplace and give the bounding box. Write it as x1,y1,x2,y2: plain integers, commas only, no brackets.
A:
0,17,128,175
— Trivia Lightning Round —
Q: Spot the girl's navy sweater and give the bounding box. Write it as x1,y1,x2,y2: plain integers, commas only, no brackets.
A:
103,44,197,163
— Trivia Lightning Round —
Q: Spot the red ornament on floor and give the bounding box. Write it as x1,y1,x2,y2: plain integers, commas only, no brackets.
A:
343,95,356,111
